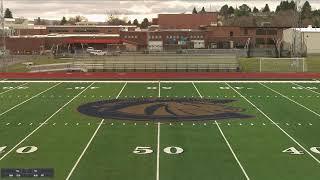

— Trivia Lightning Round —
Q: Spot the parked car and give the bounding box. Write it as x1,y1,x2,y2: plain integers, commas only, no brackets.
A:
86,47,95,53
90,50,108,56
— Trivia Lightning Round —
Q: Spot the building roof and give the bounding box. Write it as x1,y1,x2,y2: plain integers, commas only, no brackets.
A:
293,26,320,32
157,13,218,29
9,34,120,38
46,25,137,28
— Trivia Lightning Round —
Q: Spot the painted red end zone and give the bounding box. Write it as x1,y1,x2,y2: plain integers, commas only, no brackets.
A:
1,72,320,80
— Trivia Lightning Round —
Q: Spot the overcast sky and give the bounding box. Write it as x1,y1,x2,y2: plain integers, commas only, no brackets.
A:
4,0,320,22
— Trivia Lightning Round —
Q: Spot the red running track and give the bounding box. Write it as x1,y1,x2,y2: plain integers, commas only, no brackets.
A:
0,72,320,80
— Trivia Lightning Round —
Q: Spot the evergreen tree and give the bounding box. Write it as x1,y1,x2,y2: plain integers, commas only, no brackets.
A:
192,7,198,14
60,16,67,25
301,1,312,19
262,4,271,13
133,19,139,26
127,20,132,25
200,7,206,13
140,18,150,29
253,7,259,13
4,8,13,18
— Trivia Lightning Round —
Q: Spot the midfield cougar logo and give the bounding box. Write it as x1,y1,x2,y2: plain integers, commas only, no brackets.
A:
77,98,253,121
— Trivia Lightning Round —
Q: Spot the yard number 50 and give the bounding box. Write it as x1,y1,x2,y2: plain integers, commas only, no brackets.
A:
133,146,184,155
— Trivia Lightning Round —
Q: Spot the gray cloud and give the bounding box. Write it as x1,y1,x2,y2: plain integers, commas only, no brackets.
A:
4,0,320,21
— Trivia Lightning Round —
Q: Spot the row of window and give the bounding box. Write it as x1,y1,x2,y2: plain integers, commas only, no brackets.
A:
124,35,138,39
48,29,114,33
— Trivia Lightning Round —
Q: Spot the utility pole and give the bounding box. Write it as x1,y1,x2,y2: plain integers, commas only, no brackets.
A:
0,0,6,72
292,0,302,57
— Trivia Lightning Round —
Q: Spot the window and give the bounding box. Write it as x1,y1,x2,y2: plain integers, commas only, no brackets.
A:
244,29,248,35
230,31,234,37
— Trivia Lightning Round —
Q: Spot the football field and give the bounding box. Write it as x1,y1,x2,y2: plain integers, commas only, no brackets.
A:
0,80,320,179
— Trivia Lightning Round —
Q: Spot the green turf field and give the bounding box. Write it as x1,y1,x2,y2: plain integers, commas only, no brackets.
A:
0,80,320,180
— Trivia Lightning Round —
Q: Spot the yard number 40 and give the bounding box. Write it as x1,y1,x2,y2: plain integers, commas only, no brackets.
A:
133,146,184,155
282,147,320,155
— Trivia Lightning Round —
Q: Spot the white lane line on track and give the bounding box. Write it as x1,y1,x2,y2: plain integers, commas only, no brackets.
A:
116,82,127,99
0,82,95,161
156,122,161,180
65,119,105,180
192,82,250,180
259,83,320,118
291,82,320,95
2,80,320,83
0,82,29,95
0,82,62,118
226,83,320,164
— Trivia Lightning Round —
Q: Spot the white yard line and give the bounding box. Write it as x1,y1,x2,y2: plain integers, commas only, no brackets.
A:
156,122,161,180
0,82,95,161
0,82,62,117
226,83,320,164
1,80,320,83
158,81,161,98
192,82,203,98
65,119,105,180
0,82,29,95
215,120,250,180
291,82,320,95
192,82,250,179
116,82,127,99
260,83,320,118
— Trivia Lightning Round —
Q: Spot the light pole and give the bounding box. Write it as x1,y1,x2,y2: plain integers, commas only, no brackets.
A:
0,0,6,72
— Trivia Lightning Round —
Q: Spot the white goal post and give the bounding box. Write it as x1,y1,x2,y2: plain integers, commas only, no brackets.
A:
259,57,306,72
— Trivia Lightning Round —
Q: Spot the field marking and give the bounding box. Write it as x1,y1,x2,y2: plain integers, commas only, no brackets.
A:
1,80,320,83
0,82,95,161
192,83,250,179
0,82,29,95
260,83,320,118
0,82,62,117
291,82,320,95
226,83,320,164
215,120,250,180
158,81,161,98
65,119,105,180
116,82,127,99
192,82,203,98
156,122,160,180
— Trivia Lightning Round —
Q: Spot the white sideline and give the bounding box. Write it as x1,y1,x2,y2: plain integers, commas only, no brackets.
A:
156,122,161,180
1,80,320,83
65,119,105,180
0,82,95,161
260,83,320,118
116,82,127,99
226,83,320,164
0,82,29,95
0,82,62,117
158,81,161,98
291,82,320,95
192,82,250,180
